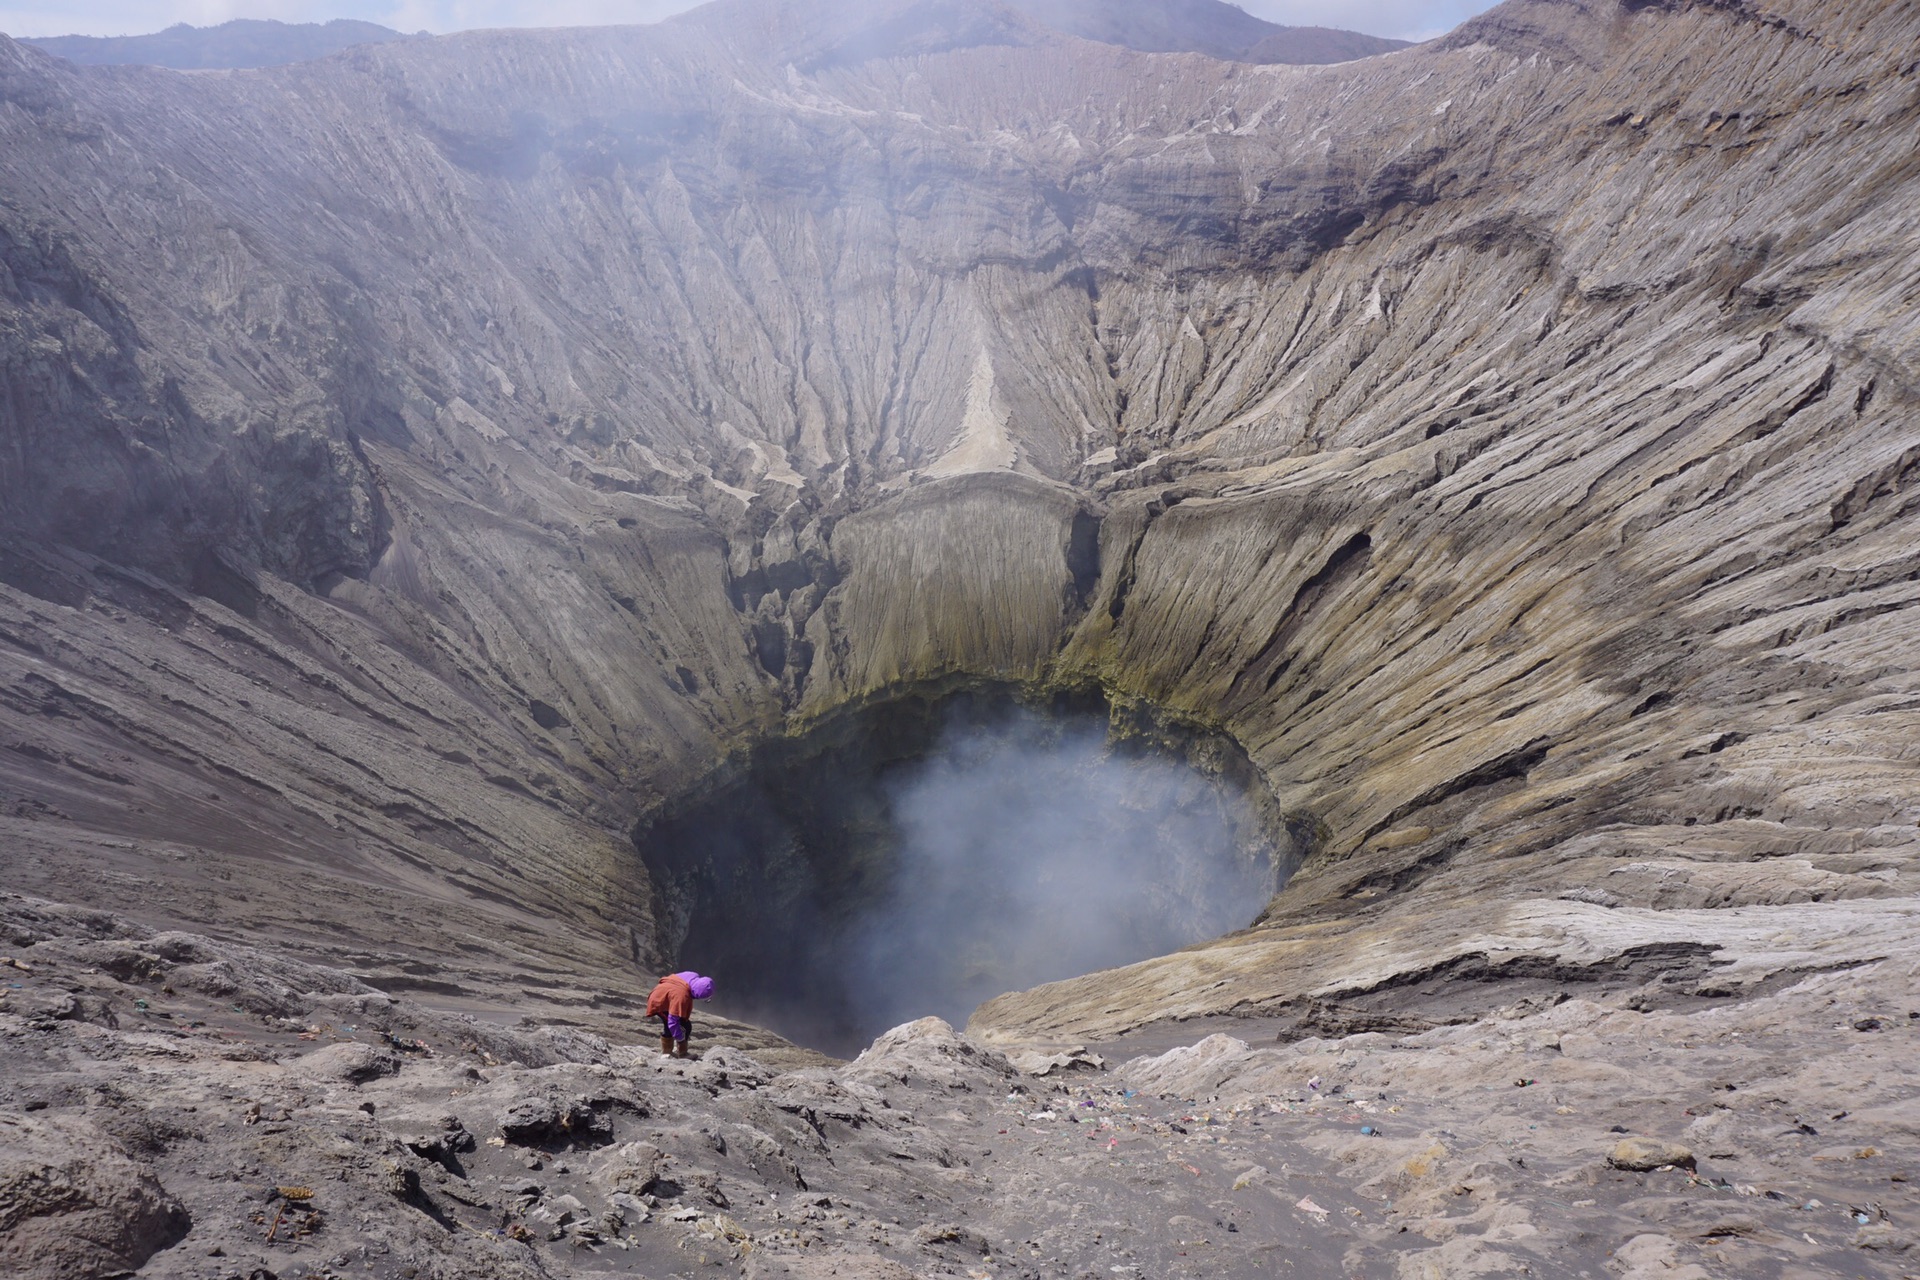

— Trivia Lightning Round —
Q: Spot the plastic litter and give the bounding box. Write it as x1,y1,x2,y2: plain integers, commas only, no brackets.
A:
1359,1125,1377,1136
381,1031,433,1055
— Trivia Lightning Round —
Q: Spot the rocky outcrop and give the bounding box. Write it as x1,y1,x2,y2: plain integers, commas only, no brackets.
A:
6,893,1913,1277
0,1112,189,1280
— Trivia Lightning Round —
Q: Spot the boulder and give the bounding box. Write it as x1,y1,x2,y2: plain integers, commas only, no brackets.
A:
0,1112,190,1280
590,1141,668,1196
913,1222,992,1254
384,1109,474,1162
1852,1223,1914,1254
297,1041,401,1084
498,1094,614,1148
1608,1137,1696,1172
1004,1046,1105,1077
843,1018,1016,1090
1116,1034,1263,1099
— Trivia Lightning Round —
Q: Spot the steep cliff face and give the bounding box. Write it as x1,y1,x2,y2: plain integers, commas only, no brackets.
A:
0,0,1916,1042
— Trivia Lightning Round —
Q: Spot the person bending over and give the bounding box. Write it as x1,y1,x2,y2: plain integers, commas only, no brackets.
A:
646,970,713,1058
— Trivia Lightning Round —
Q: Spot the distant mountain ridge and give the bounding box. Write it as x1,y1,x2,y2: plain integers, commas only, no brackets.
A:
1006,0,1410,63
19,3,1407,73
671,0,1411,72
21,19,413,70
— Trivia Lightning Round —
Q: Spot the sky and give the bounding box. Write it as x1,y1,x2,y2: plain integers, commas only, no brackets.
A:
0,0,1495,43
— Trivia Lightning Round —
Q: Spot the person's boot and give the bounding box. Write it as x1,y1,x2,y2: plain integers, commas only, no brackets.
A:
659,1035,674,1057
673,1039,689,1059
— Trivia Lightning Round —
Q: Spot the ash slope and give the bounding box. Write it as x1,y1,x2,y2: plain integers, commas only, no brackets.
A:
0,0,1918,1254
5,893,1916,1280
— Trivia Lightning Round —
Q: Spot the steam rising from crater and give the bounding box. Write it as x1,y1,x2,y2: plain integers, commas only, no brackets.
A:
844,712,1276,1036
647,699,1280,1056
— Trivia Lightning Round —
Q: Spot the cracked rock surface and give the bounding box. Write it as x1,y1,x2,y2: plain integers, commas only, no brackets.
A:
2,895,1916,1278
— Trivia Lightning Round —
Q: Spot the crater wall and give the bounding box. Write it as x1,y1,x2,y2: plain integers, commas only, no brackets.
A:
0,0,1915,1039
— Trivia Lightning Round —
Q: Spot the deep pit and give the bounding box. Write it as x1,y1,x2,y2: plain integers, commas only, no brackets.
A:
635,687,1293,1056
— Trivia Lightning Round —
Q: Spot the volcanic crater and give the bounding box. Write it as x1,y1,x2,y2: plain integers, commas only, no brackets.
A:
2,0,1919,1276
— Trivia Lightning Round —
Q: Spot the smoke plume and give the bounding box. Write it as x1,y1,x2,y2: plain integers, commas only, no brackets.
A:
841,708,1276,1036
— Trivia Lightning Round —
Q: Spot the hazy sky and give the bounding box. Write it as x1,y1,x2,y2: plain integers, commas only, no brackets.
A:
0,1,1495,43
